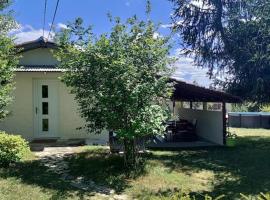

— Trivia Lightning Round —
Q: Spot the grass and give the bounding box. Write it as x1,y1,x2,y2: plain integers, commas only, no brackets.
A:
0,156,93,200
0,128,270,199
230,127,270,137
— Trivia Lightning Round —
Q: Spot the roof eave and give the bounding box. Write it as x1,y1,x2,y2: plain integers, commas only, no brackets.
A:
15,37,57,53
171,78,242,103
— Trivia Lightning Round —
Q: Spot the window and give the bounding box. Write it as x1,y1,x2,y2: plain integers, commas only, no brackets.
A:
42,119,49,131
182,102,191,109
192,102,203,110
42,85,48,98
42,102,48,115
207,103,222,111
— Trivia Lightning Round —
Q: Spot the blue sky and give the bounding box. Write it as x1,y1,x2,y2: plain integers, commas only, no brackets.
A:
9,0,211,86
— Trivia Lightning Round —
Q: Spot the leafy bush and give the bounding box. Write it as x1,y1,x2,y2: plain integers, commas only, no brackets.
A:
0,131,30,166
231,102,261,112
56,12,173,168
260,104,270,112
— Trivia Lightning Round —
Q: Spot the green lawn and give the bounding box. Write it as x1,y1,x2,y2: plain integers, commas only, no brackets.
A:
1,128,270,199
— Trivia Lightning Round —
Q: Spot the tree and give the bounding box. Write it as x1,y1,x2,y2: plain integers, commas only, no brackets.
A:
55,15,173,167
171,0,270,103
0,2,18,119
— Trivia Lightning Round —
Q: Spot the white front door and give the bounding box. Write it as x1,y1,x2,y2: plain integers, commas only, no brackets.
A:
33,79,59,138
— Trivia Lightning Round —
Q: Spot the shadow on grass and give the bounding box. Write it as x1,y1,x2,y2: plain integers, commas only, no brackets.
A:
142,136,270,199
64,136,270,199
1,135,269,199
0,147,147,197
0,160,87,199
65,147,147,193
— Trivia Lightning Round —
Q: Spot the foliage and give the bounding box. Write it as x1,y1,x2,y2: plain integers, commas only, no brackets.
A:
169,192,270,200
169,191,225,200
231,103,249,112
171,0,270,103
0,2,19,119
240,193,270,200
0,131,30,167
55,11,173,167
231,102,261,112
260,104,270,112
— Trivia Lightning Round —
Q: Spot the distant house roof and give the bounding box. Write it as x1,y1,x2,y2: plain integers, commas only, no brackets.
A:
15,38,241,103
16,37,57,53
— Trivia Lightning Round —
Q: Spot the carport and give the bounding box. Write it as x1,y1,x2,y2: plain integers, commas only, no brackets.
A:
149,79,242,148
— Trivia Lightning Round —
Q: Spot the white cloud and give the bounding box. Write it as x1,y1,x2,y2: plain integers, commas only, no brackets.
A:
160,23,173,29
170,48,213,87
190,0,214,10
10,24,55,44
153,32,162,39
57,22,68,29
9,24,33,34
161,20,184,29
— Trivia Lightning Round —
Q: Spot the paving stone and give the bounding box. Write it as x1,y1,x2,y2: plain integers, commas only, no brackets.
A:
113,194,129,200
34,146,127,199
110,190,115,194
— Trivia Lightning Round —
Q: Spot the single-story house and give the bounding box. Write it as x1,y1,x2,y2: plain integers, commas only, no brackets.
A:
0,37,241,146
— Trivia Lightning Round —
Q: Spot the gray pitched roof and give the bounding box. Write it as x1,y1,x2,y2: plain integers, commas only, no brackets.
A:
16,37,57,53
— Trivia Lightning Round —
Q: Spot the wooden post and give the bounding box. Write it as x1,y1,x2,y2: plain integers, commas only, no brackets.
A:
180,101,183,108
190,101,193,109
222,102,227,145
172,99,175,116
203,102,207,110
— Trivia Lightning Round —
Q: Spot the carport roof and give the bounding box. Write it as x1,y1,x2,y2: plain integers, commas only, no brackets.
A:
172,79,242,103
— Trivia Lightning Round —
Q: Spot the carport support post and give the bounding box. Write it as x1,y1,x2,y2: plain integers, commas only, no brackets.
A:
203,102,207,110
222,102,227,145
172,99,175,116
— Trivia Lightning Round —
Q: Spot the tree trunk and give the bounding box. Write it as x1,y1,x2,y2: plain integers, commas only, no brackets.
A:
123,138,138,169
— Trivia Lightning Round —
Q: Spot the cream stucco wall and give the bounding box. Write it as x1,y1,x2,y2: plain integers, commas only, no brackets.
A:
0,72,108,143
177,107,224,145
0,47,108,144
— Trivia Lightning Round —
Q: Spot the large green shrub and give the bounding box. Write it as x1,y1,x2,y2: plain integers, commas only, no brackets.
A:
0,131,30,166
55,10,173,168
